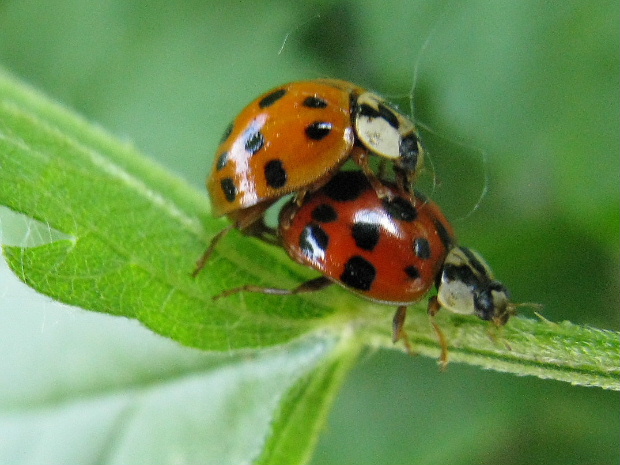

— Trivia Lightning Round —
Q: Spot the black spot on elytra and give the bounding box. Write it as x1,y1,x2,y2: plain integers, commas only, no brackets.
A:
300,224,329,258
323,171,369,202
399,133,420,169
404,265,420,279
383,197,417,222
352,222,380,251
264,159,287,189
245,130,265,155
303,96,328,108
259,88,286,108
340,255,376,291
220,122,233,143
220,178,237,202
311,204,338,223
305,121,333,140
413,238,431,259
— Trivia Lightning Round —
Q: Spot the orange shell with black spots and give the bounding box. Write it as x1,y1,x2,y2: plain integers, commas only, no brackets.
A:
208,80,365,218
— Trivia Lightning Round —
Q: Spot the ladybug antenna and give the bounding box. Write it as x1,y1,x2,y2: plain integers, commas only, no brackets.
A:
516,301,545,313
501,301,544,324
512,301,544,311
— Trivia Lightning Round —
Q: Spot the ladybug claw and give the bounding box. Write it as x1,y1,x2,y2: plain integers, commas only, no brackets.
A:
392,306,415,355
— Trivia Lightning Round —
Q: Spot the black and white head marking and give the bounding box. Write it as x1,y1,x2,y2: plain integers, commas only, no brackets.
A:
353,92,423,174
436,247,513,325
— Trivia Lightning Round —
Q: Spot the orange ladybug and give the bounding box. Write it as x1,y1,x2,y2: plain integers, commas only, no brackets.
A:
193,79,424,275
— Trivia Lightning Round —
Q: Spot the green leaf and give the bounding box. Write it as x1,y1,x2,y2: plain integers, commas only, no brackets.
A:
2,1,617,464
0,67,335,351
0,50,618,465
256,332,362,465
1,62,619,390
0,263,358,464
1,67,363,465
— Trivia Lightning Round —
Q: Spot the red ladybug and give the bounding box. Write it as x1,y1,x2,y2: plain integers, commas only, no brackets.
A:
215,171,515,364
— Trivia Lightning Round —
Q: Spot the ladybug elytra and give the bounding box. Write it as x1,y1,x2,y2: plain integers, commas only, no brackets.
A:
214,171,514,363
193,79,424,275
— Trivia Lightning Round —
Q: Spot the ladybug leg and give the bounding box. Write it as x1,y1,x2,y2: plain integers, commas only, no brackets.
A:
351,150,394,200
242,218,279,246
427,296,449,369
394,166,415,194
213,276,332,301
192,221,278,278
193,203,280,278
290,276,333,293
191,224,235,278
233,201,280,245
293,189,308,208
278,190,309,231
392,306,414,355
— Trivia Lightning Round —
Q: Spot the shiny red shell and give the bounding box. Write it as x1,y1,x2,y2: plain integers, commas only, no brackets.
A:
279,171,455,304
208,80,364,218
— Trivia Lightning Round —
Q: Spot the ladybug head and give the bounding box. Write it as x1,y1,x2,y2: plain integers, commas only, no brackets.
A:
436,247,516,325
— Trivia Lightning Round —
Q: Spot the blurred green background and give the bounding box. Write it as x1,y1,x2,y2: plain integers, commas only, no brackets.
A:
1,0,618,464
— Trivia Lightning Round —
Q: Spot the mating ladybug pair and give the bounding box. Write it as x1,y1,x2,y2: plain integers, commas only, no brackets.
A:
193,79,423,271
194,79,515,364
